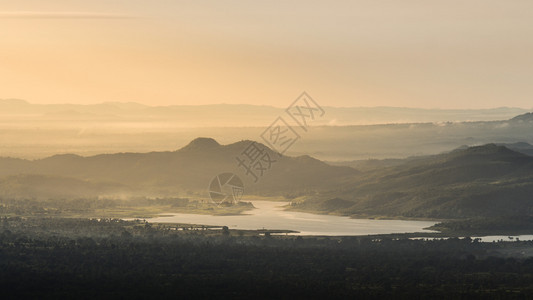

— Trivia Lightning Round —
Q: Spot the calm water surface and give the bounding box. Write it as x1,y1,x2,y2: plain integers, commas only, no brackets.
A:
145,200,437,236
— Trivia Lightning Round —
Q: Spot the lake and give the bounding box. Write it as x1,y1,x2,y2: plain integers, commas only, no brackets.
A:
144,200,437,236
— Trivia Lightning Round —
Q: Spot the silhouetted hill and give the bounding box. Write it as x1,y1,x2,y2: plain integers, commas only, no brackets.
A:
179,137,221,151
511,112,533,122
0,138,358,199
497,142,533,156
295,144,533,219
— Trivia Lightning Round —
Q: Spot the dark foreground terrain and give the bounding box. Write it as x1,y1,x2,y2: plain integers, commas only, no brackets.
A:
2,217,533,299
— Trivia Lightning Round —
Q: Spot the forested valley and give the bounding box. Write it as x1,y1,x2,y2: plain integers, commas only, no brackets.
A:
2,217,533,299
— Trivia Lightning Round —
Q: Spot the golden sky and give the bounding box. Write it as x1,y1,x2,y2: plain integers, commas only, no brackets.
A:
1,0,532,108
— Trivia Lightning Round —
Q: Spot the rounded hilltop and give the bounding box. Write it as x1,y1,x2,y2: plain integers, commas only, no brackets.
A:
511,112,533,122
181,137,221,151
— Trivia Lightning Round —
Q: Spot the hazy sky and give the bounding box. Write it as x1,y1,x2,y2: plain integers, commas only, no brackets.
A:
1,1,532,108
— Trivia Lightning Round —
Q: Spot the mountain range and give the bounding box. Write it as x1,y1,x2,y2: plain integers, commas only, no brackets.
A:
0,138,356,199
299,144,533,219
2,98,533,161
2,136,533,219
1,98,529,126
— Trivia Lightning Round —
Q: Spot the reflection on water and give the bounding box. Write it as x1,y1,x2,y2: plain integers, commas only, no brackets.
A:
144,200,437,236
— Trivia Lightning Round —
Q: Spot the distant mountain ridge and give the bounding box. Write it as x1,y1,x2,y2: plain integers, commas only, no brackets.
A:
0,138,357,199
511,112,533,122
2,98,533,161
1,98,529,126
